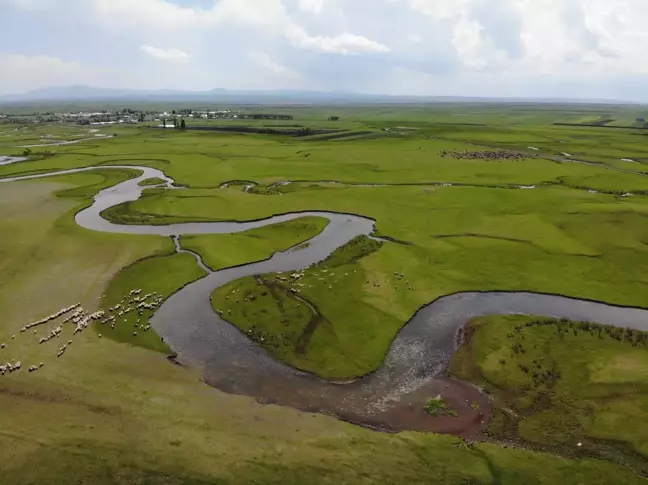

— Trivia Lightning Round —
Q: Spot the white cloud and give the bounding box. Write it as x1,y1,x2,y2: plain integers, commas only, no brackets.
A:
89,0,388,55
3,0,648,99
251,52,301,79
289,28,390,54
0,0,60,12
298,0,325,14
141,45,190,62
0,55,106,94
92,0,201,29
400,0,648,77
407,0,471,19
4,0,57,10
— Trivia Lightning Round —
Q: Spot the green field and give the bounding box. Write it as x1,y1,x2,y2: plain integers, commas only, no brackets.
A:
138,177,167,186
450,315,648,475
2,104,648,483
181,216,329,270
211,236,382,377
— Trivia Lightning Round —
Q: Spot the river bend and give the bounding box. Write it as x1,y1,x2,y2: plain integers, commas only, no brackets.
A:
3,165,648,434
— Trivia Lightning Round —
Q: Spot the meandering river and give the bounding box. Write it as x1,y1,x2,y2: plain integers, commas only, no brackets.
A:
3,164,648,435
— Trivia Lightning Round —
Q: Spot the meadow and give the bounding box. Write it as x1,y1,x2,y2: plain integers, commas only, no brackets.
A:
450,314,648,476
1,103,648,483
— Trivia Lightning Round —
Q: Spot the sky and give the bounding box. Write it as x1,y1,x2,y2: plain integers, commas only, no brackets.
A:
2,0,648,100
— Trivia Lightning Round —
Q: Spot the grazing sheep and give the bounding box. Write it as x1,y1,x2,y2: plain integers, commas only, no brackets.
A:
440,149,533,161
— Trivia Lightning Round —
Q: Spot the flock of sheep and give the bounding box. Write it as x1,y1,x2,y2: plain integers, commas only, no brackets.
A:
103,289,163,336
439,149,534,161
1,289,162,376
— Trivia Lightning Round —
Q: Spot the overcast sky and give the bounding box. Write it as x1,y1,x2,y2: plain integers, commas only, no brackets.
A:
2,0,648,100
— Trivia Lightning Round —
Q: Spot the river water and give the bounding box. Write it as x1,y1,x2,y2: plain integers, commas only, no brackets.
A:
0,156,28,166
3,165,648,434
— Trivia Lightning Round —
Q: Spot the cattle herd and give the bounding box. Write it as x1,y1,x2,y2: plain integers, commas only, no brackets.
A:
440,149,534,161
1,288,162,376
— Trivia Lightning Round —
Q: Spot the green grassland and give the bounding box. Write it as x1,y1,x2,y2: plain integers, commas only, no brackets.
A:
0,123,100,146
211,236,382,377
98,250,207,353
4,156,646,484
114,178,648,379
138,177,167,186
3,104,648,482
450,314,648,475
181,216,329,270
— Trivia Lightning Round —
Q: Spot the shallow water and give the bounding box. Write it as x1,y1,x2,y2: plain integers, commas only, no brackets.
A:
3,165,648,432
13,135,114,148
0,156,28,166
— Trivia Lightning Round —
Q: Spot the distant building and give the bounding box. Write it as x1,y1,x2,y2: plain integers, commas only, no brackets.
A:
637,117,645,122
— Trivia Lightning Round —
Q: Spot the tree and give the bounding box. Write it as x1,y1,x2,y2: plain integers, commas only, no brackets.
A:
162,118,166,128
22,148,32,157
329,116,340,121
173,118,178,128
180,119,186,130
172,110,177,115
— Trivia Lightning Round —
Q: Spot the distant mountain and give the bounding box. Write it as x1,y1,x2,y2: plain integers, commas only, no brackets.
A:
0,85,636,105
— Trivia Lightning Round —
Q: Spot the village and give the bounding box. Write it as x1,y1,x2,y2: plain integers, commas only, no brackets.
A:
0,108,293,126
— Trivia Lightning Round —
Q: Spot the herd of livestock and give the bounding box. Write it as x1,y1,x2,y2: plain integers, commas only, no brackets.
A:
1,289,162,376
440,149,534,161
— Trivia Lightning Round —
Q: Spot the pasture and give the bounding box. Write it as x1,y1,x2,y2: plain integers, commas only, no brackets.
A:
450,314,648,475
2,103,648,483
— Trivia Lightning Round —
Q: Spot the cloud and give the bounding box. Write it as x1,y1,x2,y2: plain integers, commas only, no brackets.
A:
92,0,201,29
289,29,390,54
89,0,388,55
141,45,190,62
251,52,301,79
0,54,106,94
4,0,57,10
298,0,325,14
3,0,648,100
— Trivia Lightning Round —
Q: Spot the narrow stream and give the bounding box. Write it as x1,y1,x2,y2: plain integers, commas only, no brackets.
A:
0,156,28,166
10,134,115,148
172,236,214,274
3,165,648,435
